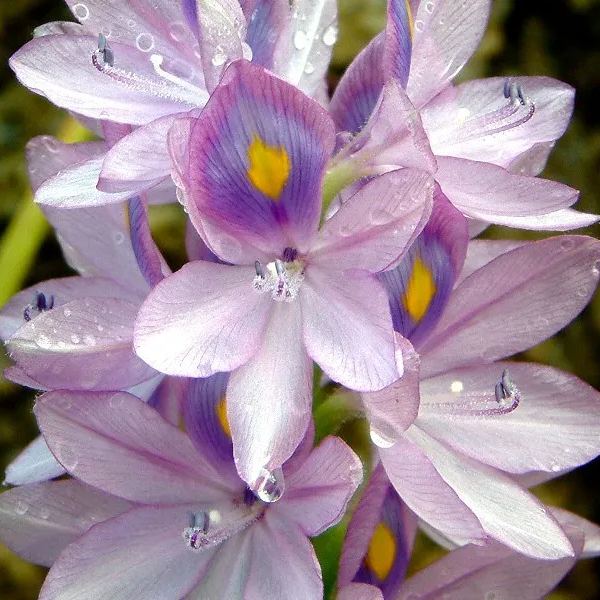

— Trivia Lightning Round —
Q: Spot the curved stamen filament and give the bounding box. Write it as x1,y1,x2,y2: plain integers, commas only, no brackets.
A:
426,369,521,418
91,35,204,106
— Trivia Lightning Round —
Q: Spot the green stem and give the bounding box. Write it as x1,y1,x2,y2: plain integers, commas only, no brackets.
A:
321,159,363,220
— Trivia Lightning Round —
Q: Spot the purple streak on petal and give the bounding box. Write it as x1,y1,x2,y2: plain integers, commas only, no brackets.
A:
354,485,415,596
181,0,199,39
384,0,413,88
339,464,416,598
330,34,384,134
0,480,131,568
128,196,169,287
183,60,335,256
378,188,468,347
184,372,238,479
245,0,290,69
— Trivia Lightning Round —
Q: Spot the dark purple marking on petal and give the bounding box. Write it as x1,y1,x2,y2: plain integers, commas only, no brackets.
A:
128,196,167,288
183,372,235,470
330,34,384,134
181,0,199,40
384,0,413,88
185,60,335,255
378,187,468,348
245,0,289,69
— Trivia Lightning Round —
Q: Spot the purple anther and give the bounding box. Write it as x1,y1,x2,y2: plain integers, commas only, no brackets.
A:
282,247,298,262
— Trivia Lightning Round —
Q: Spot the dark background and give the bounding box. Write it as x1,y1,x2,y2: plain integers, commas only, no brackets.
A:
1,0,599,597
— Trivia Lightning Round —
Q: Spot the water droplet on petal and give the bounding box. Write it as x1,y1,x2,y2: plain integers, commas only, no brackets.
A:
211,46,227,67
135,32,155,52
72,3,90,21
113,232,125,245
370,427,395,449
70,334,80,344
39,506,50,520
415,19,425,32
425,1,435,14
255,468,285,503
293,30,307,50
304,62,315,74
369,209,392,226
63,308,72,318
322,25,337,47
56,445,78,471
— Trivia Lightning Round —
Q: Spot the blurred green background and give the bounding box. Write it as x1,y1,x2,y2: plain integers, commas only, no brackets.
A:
0,0,599,598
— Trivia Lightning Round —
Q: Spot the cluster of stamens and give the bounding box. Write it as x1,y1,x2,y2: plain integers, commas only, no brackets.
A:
253,249,305,303
23,292,54,322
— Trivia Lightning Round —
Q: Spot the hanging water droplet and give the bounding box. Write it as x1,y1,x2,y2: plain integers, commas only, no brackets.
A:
322,25,338,47
255,468,285,503
293,30,308,50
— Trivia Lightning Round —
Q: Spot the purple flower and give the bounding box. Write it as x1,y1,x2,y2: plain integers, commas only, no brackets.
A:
133,59,435,489
329,0,597,231
0,388,361,600
356,193,600,557
11,0,338,208
336,465,600,600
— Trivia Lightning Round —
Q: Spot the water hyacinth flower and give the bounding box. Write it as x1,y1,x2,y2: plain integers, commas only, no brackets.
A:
358,193,600,557
133,59,435,489
10,0,338,208
336,465,600,600
0,387,361,600
328,0,598,231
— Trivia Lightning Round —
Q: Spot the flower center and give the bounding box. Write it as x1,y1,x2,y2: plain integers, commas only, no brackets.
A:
253,248,305,302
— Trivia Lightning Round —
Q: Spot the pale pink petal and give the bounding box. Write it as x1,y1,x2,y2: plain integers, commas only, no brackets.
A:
405,426,574,559
420,236,600,377
380,435,487,547
312,169,434,272
339,584,383,600
277,436,362,536
418,362,600,474
34,391,231,504
134,262,272,377
0,480,131,568
423,77,575,167
8,297,155,391
40,505,212,600
489,207,600,231
436,156,579,221
4,435,65,486
552,508,600,559
398,536,580,600
407,0,491,107
98,114,177,193
244,512,323,600
302,267,398,392
227,302,312,486
362,336,420,447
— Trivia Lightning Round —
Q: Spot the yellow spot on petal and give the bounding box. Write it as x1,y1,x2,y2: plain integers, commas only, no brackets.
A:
247,135,291,201
366,522,396,581
405,0,414,39
216,396,231,438
403,255,436,322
